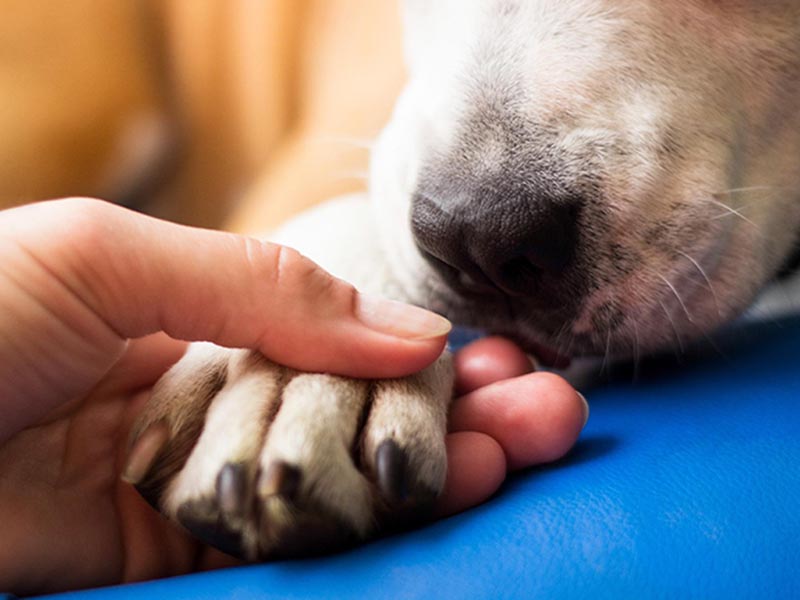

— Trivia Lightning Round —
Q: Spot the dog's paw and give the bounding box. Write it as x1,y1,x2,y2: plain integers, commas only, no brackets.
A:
124,343,453,560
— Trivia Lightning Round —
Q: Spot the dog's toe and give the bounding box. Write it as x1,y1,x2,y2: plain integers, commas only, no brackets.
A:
254,373,374,550
362,358,453,516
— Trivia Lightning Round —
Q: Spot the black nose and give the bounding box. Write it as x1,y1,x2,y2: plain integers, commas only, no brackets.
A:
411,187,579,296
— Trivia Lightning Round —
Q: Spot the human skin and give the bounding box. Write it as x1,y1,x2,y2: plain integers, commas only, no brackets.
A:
0,198,587,595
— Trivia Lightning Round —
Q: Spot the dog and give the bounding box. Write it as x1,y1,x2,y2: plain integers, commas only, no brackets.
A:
125,0,800,560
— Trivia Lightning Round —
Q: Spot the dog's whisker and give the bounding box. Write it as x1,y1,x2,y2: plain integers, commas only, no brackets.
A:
710,185,798,216
551,321,571,362
551,319,574,363
707,198,761,230
559,334,575,363
677,250,721,318
600,327,612,376
714,185,800,196
563,330,578,360
709,214,764,238
659,298,685,356
700,329,727,360
631,319,641,383
653,271,694,325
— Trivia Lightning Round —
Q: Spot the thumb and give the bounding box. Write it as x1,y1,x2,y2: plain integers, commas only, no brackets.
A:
0,198,452,440
6,198,451,378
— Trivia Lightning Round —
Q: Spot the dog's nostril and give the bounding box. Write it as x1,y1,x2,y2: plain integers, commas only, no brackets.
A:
457,271,481,289
499,257,541,290
520,227,575,275
411,187,580,296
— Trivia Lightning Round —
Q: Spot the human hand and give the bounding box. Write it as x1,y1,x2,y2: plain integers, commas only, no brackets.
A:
440,337,587,515
0,199,586,595
0,198,452,444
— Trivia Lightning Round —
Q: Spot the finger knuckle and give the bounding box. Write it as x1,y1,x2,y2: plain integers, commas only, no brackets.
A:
266,242,353,303
47,197,116,253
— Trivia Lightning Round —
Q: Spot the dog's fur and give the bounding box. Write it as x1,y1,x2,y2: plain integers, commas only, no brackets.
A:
131,0,800,559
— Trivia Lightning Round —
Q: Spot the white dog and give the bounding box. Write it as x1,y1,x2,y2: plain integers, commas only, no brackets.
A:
125,0,800,559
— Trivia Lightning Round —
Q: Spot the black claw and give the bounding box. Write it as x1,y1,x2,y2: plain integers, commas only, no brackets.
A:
177,499,244,559
216,463,248,520
376,439,408,504
258,461,302,500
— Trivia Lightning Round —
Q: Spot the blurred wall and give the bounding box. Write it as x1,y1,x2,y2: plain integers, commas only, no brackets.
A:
0,1,166,209
0,1,405,230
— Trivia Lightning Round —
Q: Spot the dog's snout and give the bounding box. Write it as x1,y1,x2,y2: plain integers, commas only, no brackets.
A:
411,188,579,296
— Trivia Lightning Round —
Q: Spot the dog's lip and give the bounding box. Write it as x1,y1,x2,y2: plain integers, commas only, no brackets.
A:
496,329,573,368
528,340,572,369
420,252,574,367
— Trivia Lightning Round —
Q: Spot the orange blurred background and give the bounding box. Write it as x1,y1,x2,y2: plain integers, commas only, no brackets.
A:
0,1,405,232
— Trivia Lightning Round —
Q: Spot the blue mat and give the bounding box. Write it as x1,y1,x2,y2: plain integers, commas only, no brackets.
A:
36,317,800,599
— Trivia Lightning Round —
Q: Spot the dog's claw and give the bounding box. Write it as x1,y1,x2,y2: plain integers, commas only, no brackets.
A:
376,439,408,504
216,463,248,520
258,461,301,500
122,422,169,485
177,499,244,558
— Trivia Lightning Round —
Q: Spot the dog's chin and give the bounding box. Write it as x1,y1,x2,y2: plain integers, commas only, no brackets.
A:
424,271,717,366
420,275,587,366
446,304,683,366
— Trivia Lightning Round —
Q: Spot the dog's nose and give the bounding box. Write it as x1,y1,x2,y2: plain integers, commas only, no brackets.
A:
411,189,579,296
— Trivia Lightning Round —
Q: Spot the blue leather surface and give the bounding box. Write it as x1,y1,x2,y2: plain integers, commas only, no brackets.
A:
39,318,800,599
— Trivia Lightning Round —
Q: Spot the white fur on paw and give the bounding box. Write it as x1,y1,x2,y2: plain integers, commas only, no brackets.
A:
129,345,454,560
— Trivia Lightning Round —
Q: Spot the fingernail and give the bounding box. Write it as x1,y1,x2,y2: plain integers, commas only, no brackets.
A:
356,294,452,340
577,391,590,428
122,423,169,485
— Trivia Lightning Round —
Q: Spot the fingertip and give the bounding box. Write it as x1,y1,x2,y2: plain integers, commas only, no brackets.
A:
454,336,534,394
436,431,507,517
507,372,587,467
450,372,587,470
